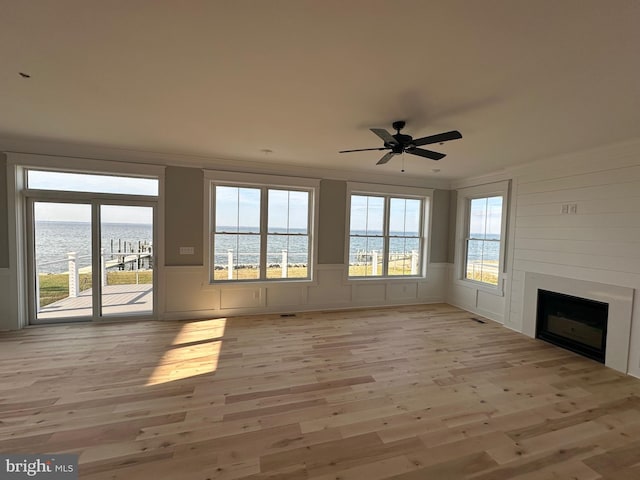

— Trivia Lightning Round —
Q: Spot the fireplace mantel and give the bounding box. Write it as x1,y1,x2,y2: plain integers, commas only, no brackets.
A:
523,272,634,373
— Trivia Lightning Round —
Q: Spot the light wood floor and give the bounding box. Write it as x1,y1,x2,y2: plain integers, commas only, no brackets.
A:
2,304,640,479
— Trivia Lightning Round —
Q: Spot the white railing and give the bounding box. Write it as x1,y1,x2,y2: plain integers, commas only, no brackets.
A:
218,249,420,278
224,249,296,279
351,250,419,275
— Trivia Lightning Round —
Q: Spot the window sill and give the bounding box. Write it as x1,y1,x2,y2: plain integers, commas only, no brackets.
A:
205,278,318,289
346,275,426,284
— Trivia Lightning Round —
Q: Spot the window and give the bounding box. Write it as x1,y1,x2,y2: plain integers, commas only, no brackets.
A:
465,196,503,285
208,172,317,283
456,181,509,288
27,170,159,196
347,186,428,278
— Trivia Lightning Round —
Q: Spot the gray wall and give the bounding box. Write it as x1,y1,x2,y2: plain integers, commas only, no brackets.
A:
0,154,9,268
430,189,450,263
164,166,204,266
317,180,346,264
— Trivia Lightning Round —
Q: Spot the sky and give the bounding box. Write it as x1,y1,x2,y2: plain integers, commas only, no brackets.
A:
215,186,309,231
350,195,421,234
469,196,503,237
29,170,157,224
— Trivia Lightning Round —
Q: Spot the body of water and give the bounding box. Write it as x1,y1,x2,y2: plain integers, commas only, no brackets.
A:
467,234,501,262
35,221,153,273
35,223,500,273
214,228,309,267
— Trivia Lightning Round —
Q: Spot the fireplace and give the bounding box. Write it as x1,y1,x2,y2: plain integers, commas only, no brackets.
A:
536,289,608,363
523,273,633,373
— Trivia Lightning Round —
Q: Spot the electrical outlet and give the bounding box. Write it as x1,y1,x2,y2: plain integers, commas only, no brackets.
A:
561,204,569,214
569,203,578,214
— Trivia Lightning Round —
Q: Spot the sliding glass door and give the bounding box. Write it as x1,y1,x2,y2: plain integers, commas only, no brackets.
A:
28,200,156,324
100,205,154,317
31,201,94,322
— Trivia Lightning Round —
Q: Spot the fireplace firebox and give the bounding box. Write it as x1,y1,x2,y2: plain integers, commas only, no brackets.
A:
536,289,608,363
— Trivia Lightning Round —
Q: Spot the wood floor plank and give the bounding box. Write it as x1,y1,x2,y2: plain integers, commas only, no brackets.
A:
1,304,640,479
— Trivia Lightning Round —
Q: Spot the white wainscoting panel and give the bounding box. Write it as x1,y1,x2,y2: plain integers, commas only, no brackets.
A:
307,266,352,305
419,263,447,302
445,264,506,324
266,286,307,307
220,288,264,310
476,289,505,323
387,282,418,301
163,263,447,320
353,283,386,303
163,266,219,315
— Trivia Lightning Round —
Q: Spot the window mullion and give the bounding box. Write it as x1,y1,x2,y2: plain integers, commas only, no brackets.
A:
419,199,425,275
210,183,216,282
382,196,390,276
260,187,268,279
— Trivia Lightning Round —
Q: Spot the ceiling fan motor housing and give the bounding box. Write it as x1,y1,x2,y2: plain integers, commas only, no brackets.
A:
392,133,413,148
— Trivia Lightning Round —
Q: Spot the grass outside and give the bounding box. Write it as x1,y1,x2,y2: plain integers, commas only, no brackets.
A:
38,271,152,307
349,257,418,277
465,260,499,285
213,266,309,281
212,257,418,281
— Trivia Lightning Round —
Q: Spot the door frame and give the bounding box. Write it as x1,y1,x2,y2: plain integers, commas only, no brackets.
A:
26,194,158,324
27,197,92,324
5,153,165,330
96,200,158,320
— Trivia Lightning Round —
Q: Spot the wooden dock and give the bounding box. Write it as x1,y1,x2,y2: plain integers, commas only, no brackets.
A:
106,252,153,271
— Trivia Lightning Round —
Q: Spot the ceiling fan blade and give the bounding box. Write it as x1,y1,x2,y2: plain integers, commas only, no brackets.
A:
412,130,462,147
339,147,388,153
406,148,446,160
376,152,396,165
370,128,399,146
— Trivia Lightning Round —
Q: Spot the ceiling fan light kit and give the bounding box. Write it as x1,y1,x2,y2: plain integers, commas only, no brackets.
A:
339,121,462,165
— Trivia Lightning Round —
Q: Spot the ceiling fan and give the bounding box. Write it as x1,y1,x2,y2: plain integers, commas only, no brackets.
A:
339,121,462,165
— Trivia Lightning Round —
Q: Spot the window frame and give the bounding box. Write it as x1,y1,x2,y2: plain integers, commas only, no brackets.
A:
25,168,160,196
345,182,432,281
455,181,509,292
6,154,165,329
205,170,319,285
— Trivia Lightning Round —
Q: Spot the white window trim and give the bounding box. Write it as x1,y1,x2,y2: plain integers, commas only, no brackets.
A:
6,153,165,328
454,180,509,294
345,182,433,282
203,169,320,286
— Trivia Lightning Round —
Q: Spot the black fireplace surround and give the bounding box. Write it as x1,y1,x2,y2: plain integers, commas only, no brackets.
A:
536,289,608,363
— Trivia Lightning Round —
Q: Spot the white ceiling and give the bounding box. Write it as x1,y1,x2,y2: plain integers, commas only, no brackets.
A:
1,0,639,180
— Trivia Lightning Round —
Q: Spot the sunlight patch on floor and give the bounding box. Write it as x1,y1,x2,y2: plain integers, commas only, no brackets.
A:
146,318,227,386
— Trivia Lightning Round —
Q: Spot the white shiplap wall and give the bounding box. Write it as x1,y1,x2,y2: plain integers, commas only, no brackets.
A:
504,139,640,376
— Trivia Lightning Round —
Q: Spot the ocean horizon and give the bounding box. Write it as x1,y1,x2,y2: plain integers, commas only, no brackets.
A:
35,221,153,273
34,221,499,273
